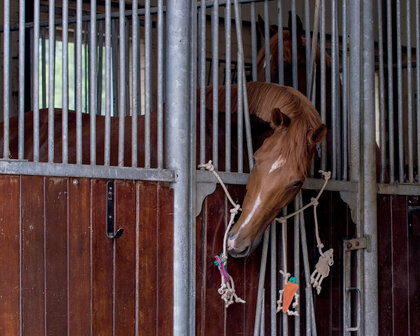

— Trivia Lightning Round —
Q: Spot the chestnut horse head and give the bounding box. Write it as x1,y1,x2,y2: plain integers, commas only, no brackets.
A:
227,82,326,257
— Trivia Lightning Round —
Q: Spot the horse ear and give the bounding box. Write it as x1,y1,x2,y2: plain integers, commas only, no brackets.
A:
271,108,291,129
308,124,327,145
287,12,304,41
257,15,278,40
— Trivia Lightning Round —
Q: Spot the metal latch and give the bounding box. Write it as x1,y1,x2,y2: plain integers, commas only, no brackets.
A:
344,237,368,252
106,180,124,239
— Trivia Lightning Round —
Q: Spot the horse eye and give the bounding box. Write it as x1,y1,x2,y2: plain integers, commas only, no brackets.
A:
291,180,303,188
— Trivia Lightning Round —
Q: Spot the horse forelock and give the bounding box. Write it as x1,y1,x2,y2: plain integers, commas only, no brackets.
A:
247,82,321,175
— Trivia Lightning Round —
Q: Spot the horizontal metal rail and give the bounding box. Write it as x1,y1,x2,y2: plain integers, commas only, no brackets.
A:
0,161,175,181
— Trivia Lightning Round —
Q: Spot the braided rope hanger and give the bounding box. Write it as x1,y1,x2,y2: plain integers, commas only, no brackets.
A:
199,160,331,308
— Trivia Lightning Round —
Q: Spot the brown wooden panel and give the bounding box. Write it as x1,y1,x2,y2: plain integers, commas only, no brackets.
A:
391,196,409,336
196,194,204,336
115,180,136,336
0,176,20,335
137,182,158,336
378,195,392,335
45,177,68,335
203,186,226,336
408,196,420,335
68,178,91,335
21,176,45,336
91,179,113,336
225,185,246,335
157,183,174,336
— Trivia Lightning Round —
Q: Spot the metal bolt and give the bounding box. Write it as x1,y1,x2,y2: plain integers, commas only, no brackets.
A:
73,179,79,185
355,241,360,247
347,242,352,249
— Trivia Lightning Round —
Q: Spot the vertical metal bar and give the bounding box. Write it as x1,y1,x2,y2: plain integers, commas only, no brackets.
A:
396,0,404,181
299,193,317,336
144,0,152,168
33,0,40,162
118,0,126,166
417,0,420,177
270,222,276,336
97,22,104,116
125,20,130,118
165,1,191,334
199,0,206,167
111,19,118,117
277,0,284,85
18,0,25,160
212,0,219,169
291,0,298,89
377,0,386,183
331,0,338,179
90,0,97,165
76,0,83,164
349,0,361,182
189,3,198,334
48,0,55,163
41,27,46,109
62,0,68,163
145,0,151,168
305,0,311,95
342,0,348,180
294,197,300,334
251,2,257,81
157,0,164,169
264,0,270,82
320,0,326,170
386,0,395,182
237,55,243,173
105,0,111,165
281,208,288,336
253,229,269,336
407,0,414,183
132,0,139,167
3,0,10,159
362,0,378,334
225,1,231,172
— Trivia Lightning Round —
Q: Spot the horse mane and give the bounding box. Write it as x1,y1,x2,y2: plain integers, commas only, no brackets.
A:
204,81,323,176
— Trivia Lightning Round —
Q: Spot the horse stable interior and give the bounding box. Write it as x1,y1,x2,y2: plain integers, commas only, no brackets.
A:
0,0,418,335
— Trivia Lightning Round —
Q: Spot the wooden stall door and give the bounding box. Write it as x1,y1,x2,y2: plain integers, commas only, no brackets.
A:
0,176,173,336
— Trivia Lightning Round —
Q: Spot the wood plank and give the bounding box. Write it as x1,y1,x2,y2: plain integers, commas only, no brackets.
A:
0,176,20,335
21,176,45,336
114,180,136,336
203,186,226,336
68,178,91,335
45,177,68,335
91,179,113,336
378,195,392,335
408,196,420,335
195,192,204,336
225,184,246,335
157,183,174,336
391,195,409,336
137,182,158,336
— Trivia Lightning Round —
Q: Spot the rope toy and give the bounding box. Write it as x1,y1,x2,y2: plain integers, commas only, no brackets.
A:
199,161,245,308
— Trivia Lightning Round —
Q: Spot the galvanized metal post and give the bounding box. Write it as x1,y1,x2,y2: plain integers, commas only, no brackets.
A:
362,0,378,334
165,1,192,335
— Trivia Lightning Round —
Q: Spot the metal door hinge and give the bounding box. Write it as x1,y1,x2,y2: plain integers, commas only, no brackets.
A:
343,237,369,252
106,180,124,239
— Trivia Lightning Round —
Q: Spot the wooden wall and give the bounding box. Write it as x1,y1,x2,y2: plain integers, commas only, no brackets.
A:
0,176,173,336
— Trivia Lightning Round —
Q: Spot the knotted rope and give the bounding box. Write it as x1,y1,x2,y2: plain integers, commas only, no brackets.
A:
199,160,331,307
199,161,245,308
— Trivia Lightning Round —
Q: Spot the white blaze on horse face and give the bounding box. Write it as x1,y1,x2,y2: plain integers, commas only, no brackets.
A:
239,193,262,229
269,155,286,174
263,55,272,69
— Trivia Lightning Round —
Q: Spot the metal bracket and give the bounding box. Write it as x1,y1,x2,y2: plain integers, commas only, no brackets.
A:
106,180,124,239
195,182,217,217
339,190,358,224
344,237,368,252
